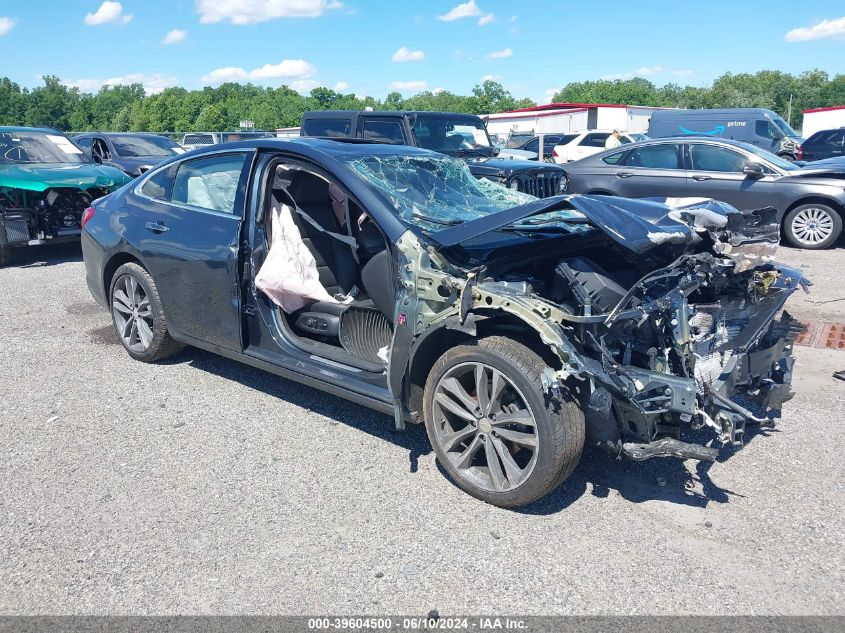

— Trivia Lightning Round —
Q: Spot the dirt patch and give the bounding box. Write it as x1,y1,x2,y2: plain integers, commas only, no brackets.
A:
88,324,119,346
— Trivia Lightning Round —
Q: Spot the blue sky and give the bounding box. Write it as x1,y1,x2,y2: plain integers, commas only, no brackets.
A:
0,0,843,103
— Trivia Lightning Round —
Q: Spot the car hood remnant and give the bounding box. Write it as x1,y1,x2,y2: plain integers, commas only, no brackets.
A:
390,194,806,462
0,162,129,192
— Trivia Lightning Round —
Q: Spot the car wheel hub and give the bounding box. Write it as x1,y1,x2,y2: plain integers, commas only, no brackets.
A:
432,362,539,493
112,274,154,353
792,207,834,245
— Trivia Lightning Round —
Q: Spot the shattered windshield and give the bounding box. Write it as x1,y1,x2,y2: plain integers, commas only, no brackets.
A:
342,153,584,232
412,114,494,157
0,131,90,164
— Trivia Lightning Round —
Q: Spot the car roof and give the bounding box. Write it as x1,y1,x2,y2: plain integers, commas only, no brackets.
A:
303,110,483,119
180,136,441,159
0,125,64,134
651,108,774,117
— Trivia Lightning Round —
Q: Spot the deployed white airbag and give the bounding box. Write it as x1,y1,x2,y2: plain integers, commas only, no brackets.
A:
255,201,339,313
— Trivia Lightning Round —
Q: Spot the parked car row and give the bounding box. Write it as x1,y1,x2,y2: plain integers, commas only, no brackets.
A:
563,136,845,249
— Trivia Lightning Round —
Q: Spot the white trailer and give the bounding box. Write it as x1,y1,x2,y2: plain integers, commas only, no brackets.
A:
801,106,845,137
484,103,668,138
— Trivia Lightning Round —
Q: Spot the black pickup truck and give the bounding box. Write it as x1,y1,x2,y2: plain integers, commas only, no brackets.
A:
301,110,568,198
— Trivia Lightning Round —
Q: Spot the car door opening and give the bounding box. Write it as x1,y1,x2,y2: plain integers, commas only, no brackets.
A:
255,163,394,366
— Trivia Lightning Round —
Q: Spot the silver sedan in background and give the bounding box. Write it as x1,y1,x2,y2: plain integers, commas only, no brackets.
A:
563,137,845,249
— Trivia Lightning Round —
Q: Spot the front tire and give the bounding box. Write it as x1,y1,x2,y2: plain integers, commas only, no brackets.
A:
110,262,184,362
783,203,842,249
423,336,585,507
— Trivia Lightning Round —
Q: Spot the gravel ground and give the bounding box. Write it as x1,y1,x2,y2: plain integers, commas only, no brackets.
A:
0,242,843,616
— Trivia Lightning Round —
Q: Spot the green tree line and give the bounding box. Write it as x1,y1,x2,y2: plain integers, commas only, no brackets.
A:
0,69,842,134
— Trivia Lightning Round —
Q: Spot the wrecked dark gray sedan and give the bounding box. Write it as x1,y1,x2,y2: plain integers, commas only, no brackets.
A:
81,138,806,507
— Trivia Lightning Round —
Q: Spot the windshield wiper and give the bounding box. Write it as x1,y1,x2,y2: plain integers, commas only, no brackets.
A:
453,148,490,158
412,213,462,226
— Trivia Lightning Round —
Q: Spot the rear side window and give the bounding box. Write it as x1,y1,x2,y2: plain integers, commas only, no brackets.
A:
141,166,175,201
361,120,406,144
602,151,625,165
559,134,579,145
302,118,352,137
623,143,682,169
807,130,845,146
689,144,748,172
579,133,610,147
183,133,215,145
171,153,247,214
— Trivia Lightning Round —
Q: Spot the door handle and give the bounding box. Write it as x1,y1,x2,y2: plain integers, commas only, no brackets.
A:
615,172,634,179
145,221,169,233
692,175,711,181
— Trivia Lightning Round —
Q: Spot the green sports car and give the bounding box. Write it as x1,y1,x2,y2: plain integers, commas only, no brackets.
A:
0,127,131,266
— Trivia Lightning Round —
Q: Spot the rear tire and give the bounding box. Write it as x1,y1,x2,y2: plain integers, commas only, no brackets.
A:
423,336,585,507
109,262,184,362
783,203,842,250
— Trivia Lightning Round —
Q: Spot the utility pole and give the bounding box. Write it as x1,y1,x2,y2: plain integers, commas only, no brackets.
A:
786,94,793,126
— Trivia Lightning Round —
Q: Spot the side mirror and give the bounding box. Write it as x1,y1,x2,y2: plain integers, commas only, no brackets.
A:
492,147,500,156
743,162,765,178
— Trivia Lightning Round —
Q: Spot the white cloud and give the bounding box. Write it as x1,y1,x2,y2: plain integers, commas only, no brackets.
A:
202,59,316,84
65,73,178,94
481,74,502,82
390,80,427,93
672,69,695,78
162,28,187,45
432,87,445,94
437,0,482,22
635,65,663,76
201,67,248,83
543,87,562,103
290,79,320,93
0,17,15,36
486,47,512,59
197,0,342,25
84,1,132,26
250,59,316,79
509,15,517,23
478,13,494,26
333,81,351,91
785,16,845,42
392,46,425,62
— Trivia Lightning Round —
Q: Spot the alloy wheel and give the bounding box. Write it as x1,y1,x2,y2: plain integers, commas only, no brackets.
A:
432,362,538,493
790,207,835,246
112,274,155,353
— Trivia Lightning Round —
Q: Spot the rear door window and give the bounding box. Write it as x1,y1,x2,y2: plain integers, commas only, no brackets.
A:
579,133,610,147
622,143,682,169
302,118,352,137
689,144,748,172
171,153,247,215
360,119,406,144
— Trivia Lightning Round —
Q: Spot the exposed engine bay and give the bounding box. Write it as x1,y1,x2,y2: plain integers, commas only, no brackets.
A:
0,186,108,245
393,197,808,462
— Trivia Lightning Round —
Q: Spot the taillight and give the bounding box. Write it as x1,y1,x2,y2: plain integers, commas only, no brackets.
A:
81,207,95,228
796,145,803,160
552,148,559,157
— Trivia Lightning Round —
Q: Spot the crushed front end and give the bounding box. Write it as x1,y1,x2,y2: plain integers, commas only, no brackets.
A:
0,186,113,247
400,196,808,462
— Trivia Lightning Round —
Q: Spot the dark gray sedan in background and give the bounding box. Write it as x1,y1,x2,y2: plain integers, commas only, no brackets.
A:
73,132,184,178
564,137,845,249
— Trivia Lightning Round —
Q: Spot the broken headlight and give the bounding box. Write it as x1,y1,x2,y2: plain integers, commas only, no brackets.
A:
558,174,569,193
